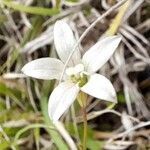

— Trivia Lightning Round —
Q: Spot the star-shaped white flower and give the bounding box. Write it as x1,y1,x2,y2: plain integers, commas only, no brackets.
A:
22,20,121,122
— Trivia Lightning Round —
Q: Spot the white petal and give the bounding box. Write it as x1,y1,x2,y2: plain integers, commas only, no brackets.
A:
66,64,84,76
22,58,64,80
82,36,122,73
54,20,81,66
81,74,117,103
74,64,84,74
48,82,80,122
66,67,75,76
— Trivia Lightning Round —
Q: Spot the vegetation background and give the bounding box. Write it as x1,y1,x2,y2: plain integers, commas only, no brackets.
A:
0,0,149,149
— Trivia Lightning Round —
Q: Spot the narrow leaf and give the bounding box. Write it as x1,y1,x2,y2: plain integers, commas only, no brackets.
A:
2,1,59,16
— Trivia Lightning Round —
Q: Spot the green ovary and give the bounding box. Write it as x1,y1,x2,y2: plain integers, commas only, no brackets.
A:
70,73,88,87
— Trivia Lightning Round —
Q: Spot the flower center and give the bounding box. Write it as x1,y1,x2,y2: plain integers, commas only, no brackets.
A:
66,64,88,87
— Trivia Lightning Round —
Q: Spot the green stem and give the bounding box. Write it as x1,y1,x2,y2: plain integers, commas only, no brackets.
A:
82,106,87,150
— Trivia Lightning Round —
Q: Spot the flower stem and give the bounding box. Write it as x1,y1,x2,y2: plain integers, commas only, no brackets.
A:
82,106,87,150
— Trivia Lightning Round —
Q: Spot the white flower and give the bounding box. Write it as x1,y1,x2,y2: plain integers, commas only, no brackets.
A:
22,20,122,122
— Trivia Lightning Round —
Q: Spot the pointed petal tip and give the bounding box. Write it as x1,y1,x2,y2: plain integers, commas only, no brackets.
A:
115,35,122,42
21,64,28,75
54,20,67,29
21,67,24,73
106,35,122,44
101,92,117,103
56,20,65,24
107,35,122,43
55,20,64,24
110,96,118,103
54,20,61,28
108,89,118,103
